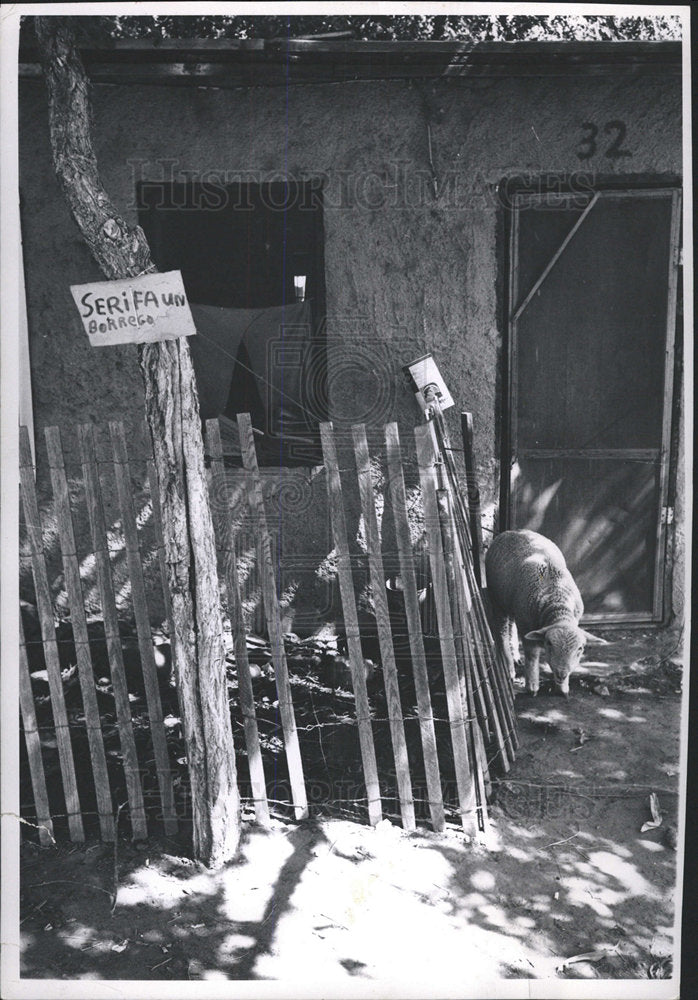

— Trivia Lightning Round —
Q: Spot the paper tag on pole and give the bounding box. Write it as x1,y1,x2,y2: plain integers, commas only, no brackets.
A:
70,270,197,346
404,353,454,411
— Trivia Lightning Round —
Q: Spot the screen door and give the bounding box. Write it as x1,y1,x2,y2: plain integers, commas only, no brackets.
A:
505,188,681,623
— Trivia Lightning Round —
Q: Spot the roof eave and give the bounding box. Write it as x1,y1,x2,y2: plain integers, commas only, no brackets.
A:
18,39,682,86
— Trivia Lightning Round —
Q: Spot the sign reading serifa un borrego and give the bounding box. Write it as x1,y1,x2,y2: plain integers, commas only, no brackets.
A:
70,270,197,346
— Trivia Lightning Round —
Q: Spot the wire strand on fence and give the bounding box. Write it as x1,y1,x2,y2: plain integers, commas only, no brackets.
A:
20,410,517,847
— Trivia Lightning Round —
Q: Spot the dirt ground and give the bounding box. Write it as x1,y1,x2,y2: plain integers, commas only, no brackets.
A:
17,628,683,993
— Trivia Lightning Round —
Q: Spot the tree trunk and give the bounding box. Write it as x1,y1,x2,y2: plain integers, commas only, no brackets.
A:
35,16,240,867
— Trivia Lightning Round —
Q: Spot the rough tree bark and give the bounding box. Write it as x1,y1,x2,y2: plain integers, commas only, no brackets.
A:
35,16,240,867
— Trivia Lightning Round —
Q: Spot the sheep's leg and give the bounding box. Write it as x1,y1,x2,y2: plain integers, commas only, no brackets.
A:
491,603,517,680
522,638,541,695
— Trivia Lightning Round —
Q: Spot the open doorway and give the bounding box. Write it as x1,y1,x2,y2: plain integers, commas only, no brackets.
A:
502,185,681,623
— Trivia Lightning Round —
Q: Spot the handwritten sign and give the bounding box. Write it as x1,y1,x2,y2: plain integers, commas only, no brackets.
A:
70,270,197,346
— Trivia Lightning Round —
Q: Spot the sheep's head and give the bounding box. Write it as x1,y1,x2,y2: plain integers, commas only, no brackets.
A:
524,623,608,695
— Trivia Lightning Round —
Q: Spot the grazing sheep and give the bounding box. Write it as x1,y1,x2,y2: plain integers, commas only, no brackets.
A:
485,529,607,696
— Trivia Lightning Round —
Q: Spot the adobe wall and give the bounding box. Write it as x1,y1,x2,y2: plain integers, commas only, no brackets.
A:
18,70,683,633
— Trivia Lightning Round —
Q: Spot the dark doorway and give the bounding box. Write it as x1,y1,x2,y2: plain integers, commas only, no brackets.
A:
503,187,681,623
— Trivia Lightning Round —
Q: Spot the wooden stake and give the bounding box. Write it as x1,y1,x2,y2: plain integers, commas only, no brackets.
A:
45,426,115,842
78,423,148,840
415,425,477,836
460,412,485,588
237,413,308,820
437,488,490,838
444,504,511,773
429,407,518,759
385,423,445,832
110,422,178,835
352,424,415,831
19,615,55,846
466,569,518,753
19,426,84,843
206,420,271,826
320,422,382,827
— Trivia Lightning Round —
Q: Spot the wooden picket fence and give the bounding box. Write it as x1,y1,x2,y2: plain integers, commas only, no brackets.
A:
19,412,517,846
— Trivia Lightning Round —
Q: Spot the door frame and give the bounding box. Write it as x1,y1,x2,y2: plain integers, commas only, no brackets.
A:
500,183,682,625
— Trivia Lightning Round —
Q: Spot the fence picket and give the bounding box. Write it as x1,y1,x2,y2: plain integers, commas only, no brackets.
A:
237,413,308,820
19,410,516,844
45,426,116,841
384,423,445,832
320,422,382,827
109,421,178,835
19,426,84,842
352,424,415,831
415,425,477,836
78,423,148,840
206,419,270,826
19,615,55,846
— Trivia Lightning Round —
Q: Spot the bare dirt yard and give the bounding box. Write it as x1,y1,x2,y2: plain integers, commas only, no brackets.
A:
19,629,682,991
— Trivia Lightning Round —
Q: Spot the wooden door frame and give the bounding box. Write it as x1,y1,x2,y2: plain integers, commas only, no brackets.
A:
500,182,682,626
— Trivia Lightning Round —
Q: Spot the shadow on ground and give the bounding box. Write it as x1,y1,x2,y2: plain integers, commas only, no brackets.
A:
19,651,680,987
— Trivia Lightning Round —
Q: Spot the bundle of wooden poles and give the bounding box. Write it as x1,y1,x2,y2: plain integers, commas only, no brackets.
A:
414,393,519,839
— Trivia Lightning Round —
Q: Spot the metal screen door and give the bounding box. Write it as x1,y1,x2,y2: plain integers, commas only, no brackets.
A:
506,188,681,623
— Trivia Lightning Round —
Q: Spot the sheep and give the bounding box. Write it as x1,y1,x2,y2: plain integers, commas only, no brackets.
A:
485,529,607,696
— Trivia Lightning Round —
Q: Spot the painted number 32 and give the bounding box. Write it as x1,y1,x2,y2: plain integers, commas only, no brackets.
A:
577,120,632,161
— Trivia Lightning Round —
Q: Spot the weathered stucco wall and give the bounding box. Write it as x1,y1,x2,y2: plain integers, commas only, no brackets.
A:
19,70,683,632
